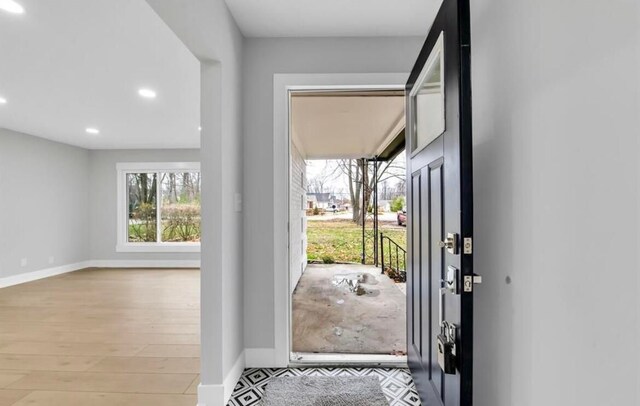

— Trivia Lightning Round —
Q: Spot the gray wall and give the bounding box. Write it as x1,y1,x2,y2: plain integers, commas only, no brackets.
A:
145,0,246,394
88,148,201,262
242,16,640,404
0,128,90,277
471,0,639,405
242,36,424,348
0,127,201,279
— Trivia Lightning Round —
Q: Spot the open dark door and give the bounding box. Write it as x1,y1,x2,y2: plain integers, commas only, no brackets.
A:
405,0,475,405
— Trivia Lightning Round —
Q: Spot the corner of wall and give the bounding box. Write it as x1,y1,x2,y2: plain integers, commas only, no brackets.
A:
0,261,91,289
196,383,224,406
198,350,245,406
245,348,278,368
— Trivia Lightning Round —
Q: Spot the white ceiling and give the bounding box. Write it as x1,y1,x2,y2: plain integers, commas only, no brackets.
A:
291,92,405,159
224,0,441,38
0,0,200,150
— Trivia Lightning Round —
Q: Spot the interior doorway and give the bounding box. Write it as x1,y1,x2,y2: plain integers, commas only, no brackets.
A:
287,89,408,364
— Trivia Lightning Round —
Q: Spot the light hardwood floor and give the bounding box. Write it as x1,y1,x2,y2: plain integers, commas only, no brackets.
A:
0,268,200,406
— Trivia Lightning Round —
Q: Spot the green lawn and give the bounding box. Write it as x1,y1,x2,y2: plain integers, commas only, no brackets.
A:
307,219,406,268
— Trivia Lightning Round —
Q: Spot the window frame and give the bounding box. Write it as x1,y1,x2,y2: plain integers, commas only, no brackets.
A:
410,31,446,157
116,162,201,253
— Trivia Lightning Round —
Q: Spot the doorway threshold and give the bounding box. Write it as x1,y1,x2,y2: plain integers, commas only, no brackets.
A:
290,352,408,368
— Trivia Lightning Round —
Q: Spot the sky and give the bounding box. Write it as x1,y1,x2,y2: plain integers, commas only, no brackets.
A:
306,160,348,195
306,153,406,197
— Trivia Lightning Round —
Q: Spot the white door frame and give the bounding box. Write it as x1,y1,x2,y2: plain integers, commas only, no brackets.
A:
273,72,409,366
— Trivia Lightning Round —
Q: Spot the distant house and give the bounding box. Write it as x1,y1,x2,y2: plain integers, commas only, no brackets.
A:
377,200,392,212
307,192,336,209
306,194,317,209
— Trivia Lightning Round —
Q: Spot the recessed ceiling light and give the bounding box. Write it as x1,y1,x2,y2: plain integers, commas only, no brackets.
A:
0,0,25,14
85,128,100,135
198,126,202,132
138,88,157,99
0,97,7,104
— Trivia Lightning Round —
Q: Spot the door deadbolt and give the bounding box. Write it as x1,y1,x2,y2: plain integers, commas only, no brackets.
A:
438,233,459,255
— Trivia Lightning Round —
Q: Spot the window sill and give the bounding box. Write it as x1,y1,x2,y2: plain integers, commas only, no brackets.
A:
116,243,201,253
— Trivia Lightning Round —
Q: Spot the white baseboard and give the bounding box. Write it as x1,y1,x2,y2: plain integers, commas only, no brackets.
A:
88,259,200,268
197,351,245,406
197,383,224,406
224,350,246,401
0,259,200,289
0,261,91,288
246,348,278,368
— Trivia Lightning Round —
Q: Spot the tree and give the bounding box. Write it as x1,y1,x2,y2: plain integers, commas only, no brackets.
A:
183,173,196,201
337,153,406,225
380,180,389,201
132,173,157,205
168,173,178,204
307,161,341,194
394,178,406,197
127,173,158,242
308,178,326,194
336,159,363,223
391,195,405,212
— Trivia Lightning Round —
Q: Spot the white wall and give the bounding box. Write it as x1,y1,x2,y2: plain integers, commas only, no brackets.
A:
471,1,640,405
242,37,424,351
144,1,245,404
88,148,200,263
0,128,90,279
289,142,307,293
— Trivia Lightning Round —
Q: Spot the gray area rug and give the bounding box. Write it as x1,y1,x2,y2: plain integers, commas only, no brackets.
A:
261,376,389,406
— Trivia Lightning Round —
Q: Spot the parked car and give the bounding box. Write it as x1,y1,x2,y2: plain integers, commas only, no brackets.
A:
397,209,407,226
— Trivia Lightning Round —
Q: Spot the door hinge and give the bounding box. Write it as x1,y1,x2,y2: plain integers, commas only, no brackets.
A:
463,237,473,254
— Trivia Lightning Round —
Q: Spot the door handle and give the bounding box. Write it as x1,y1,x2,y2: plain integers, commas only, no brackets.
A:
438,233,458,254
437,240,451,249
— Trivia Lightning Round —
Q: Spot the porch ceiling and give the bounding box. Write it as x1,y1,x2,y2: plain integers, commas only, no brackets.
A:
291,91,405,160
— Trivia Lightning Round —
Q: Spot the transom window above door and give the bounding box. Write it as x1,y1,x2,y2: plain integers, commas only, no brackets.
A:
116,162,201,252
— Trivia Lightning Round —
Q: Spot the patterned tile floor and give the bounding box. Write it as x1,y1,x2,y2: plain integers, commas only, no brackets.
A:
227,367,422,406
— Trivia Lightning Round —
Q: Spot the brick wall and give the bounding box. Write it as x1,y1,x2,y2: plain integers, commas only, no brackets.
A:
290,142,307,293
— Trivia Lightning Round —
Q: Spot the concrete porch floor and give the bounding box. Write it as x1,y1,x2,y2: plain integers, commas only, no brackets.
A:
292,264,406,355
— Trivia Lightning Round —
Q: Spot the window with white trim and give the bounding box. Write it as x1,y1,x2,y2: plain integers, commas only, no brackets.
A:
116,162,201,252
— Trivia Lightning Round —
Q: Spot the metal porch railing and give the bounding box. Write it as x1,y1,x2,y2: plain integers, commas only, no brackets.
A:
379,232,406,276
